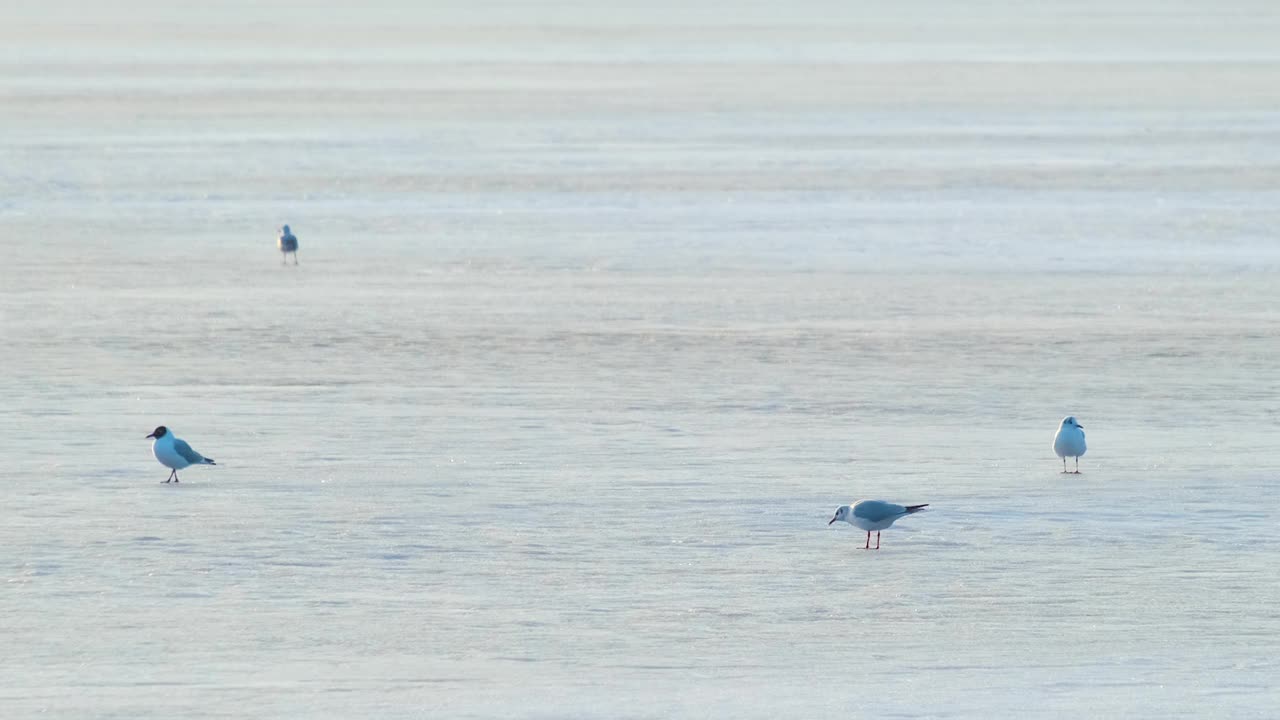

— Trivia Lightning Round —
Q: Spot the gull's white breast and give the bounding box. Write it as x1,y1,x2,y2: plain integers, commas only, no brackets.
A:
153,436,192,470
1053,427,1087,458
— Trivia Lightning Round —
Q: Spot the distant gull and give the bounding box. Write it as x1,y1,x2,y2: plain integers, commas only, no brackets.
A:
145,426,216,483
278,224,299,264
1053,416,1087,474
828,500,928,550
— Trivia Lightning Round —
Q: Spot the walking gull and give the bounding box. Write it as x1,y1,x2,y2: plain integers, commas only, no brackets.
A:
145,426,216,483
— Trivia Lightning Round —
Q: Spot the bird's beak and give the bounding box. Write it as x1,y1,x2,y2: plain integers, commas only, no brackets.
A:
1077,424,1084,429
828,517,837,525
145,432,155,438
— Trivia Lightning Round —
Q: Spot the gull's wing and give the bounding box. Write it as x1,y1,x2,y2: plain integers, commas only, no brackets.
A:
853,500,907,522
173,438,207,464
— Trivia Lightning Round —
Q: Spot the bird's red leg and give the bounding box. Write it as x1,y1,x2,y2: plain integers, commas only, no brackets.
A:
863,531,871,550
875,532,881,550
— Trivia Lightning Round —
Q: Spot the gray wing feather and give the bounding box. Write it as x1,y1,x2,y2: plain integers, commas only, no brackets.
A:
853,500,907,522
174,438,206,464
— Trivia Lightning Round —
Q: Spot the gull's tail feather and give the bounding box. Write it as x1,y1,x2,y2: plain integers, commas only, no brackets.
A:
905,504,929,513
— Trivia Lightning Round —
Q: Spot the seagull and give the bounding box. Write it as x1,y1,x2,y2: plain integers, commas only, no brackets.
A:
145,426,216,483
828,500,928,550
1053,416,1087,474
278,224,299,264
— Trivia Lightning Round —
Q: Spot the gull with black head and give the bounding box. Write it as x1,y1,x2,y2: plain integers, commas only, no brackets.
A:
145,426,216,483
278,224,299,264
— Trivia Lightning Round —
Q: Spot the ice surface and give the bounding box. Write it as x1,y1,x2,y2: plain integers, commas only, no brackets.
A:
2,1,1279,717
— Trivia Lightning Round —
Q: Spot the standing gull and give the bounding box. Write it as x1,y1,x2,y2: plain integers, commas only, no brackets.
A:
828,500,928,550
145,426,216,483
1053,416,1087,474
278,224,299,264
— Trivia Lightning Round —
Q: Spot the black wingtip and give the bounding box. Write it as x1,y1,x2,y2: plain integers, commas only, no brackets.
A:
905,504,929,513
207,459,216,465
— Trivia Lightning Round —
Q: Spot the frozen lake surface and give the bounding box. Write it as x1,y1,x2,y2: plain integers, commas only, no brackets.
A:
2,1,1280,717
